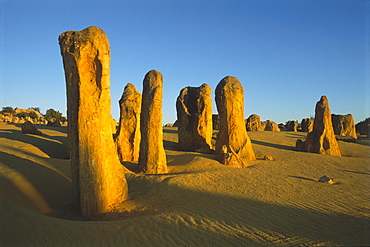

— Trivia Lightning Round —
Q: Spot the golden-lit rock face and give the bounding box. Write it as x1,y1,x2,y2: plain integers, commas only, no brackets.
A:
246,114,262,131
138,70,168,174
215,76,256,161
264,120,280,132
115,83,141,161
297,96,341,156
176,83,213,153
59,26,128,217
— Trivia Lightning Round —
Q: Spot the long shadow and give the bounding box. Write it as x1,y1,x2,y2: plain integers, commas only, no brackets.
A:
0,151,72,211
251,139,294,151
163,140,178,151
286,133,307,139
162,127,178,134
288,175,317,182
340,169,370,176
0,128,68,159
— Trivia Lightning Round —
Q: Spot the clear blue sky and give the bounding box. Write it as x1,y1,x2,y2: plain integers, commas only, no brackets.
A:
1,0,369,125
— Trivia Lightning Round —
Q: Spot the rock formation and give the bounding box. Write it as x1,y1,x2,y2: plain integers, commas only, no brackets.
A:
47,118,61,127
59,26,129,217
246,114,262,131
21,121,42,135
114,83,142,161
295,96,341,156
286,120,298,132
215,76,256,162
355,118,370,137
219,145,246,168
264,120,280,132
212,114,220,130
301,118,314,132
138,70,168,174
331,114,357,139
176,84,213,152
173,120,178,127
278,123,286,131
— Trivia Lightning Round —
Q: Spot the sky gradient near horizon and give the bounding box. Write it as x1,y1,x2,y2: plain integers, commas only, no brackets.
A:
1,0,369,125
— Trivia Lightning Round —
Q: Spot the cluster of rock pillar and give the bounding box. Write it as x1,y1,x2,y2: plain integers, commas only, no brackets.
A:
176,76,256,168
59,27,167,217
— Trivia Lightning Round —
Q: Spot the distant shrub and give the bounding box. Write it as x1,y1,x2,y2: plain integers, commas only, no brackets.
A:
45,108,62,121
1,106,15,114
28,107,41,113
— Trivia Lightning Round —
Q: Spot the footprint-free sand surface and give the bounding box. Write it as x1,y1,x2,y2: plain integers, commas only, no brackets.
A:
0,122,369,246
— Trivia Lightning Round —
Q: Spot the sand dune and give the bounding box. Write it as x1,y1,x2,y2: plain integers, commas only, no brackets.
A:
0,122,369,246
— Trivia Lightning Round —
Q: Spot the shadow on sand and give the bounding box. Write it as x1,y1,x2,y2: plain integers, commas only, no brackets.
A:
0,123,68,159
251,140,294,151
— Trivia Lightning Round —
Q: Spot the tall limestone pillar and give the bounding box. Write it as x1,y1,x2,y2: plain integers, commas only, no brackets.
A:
138,70,167,174
215,76,256,161
176,83,213,153
59,26,128,217
114,83,141,161
296,96,341,156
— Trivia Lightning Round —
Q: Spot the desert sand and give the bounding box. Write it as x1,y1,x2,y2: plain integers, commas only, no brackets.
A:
0,121,369,246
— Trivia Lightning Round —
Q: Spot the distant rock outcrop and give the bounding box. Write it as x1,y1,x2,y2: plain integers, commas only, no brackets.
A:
21,121,42,135
215,76,256,162
301,118,314,132
263,120,280,132
278,123,286,131
138,70,168,174
176,84,213,153
296,96,341,156
114,83,141,162
246,114,262,131
286,120,298,132
331,114,357,139
47,118,61,127
355,118,370,137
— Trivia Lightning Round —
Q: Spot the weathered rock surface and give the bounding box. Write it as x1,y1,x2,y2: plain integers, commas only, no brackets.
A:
263,155,273,161
219,144,246,168
47,118,61,127
114,83,141,162
295,96,341,156
21,121,42,135
318,175,335,184
138,70,167,174
173,120,178,127
215,76,256,161
176,84,213,153
278,123,286,131
264,120,280,132
59,26,129,217
212,114,220,130
331,114,357,139
246,114,262,131
286,120,298,132
355,118,370,137
301,118,314,132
